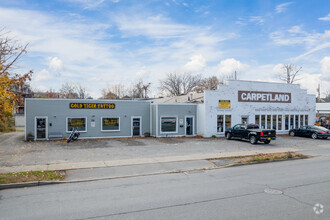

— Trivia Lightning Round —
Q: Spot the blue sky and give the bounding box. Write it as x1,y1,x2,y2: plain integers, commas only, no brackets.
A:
1,0,330,98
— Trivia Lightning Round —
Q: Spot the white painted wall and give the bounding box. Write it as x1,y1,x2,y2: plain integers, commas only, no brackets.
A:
197,103,205,136
203,80,316,137
14,115,25,127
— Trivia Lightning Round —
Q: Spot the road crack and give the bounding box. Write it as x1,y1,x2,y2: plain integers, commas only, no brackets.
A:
76,191,265,219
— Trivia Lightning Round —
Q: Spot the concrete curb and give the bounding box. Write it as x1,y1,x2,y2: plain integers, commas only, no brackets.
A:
0,155,309,190
0,169,201,190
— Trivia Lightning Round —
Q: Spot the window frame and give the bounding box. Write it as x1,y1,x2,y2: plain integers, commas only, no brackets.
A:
101,116,120,132
66,117,87,133
160,116,178,134
217,115,224,133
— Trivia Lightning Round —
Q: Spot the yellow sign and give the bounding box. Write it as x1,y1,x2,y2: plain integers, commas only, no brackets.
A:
219,100,230,109
103,118,118,126
70,103,115,109
69,119,85,127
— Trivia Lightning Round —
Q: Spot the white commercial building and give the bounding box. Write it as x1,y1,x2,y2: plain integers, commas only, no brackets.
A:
197,80,316,137
25,80,316,140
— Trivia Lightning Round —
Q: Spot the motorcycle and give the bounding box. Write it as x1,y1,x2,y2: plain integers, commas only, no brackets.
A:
67,127,80,143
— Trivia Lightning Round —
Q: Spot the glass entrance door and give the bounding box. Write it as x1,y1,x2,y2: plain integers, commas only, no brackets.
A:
36,117,47,140
241,116,249,124
186,117,193,136
132,117,141,136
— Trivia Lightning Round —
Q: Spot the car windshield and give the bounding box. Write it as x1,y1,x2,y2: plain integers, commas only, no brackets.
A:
312,126,329,131
247,124,259,129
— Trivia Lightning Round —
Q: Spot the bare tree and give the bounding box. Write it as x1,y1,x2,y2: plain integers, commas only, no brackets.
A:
100,88,118,99
194,76,220,92
278,64,302,84
324,90,330,102
0,28,30,75
76,83,89,99
159,73,202,96
59,83,78,99
0,28,33,131
142,82,151,98
125,80,152,99
100,83,126,99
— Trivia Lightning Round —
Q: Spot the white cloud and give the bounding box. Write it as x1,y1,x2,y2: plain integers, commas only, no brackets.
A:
269,27,319,46
293,42,330,61
320,56,330,81
236,16,264,25
249,16,264,25
183,54,206,72
68,0,119,9
270,26,330,61
48,57,63,72
218,58,248,75
114,14,192,39
136,66,149,78
33,69,54,82
272,64,284,75
275,2,293,13
318,14,330,21
288,25,304,34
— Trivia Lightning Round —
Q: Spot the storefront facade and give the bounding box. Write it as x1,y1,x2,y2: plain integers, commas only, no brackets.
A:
25,99,151,140
151,103,197,137
198,80,316,137
25,99,198,140
25,80,316,140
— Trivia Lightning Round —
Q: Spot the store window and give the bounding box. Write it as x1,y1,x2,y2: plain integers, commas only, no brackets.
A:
300,115,303,127
161,117,177,133
261,115,266,129
67,117,87,132
305,115,309,125
285,115,289,130
102,117,120,131
295,115,299,128
255,115,260,127
217,115,224,133
290,115,294,129
225,115,231,130
278,115,282,130
267,115,271,129
272,115,276,130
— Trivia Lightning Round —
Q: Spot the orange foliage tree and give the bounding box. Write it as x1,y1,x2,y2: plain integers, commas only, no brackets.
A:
0,28,33,131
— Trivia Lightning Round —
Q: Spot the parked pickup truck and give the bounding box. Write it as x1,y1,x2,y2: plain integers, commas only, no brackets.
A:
225,124,276,144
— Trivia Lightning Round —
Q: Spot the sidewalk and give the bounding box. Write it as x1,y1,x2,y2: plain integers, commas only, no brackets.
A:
0,147,297,173
0,147,302,189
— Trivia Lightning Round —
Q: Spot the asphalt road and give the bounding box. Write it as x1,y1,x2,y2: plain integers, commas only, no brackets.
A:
1,154,330,219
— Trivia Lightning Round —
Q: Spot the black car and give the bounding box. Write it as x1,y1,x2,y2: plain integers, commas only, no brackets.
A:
225,124,276,144
289,125,330,139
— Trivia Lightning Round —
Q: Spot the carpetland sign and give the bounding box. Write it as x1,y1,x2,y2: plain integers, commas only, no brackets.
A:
238,91,291,103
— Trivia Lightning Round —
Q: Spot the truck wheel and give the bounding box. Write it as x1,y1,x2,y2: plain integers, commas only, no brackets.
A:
289,131,295,136
311,133,318,139
264,140,271,144
249,136,257,144
226,133,232,140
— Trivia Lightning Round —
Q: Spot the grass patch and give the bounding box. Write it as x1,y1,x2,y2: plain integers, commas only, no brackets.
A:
0,170,65,184
235,152,309,164
208,152,310,167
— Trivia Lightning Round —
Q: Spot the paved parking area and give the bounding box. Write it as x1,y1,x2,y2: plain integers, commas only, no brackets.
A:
0,131,329,167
